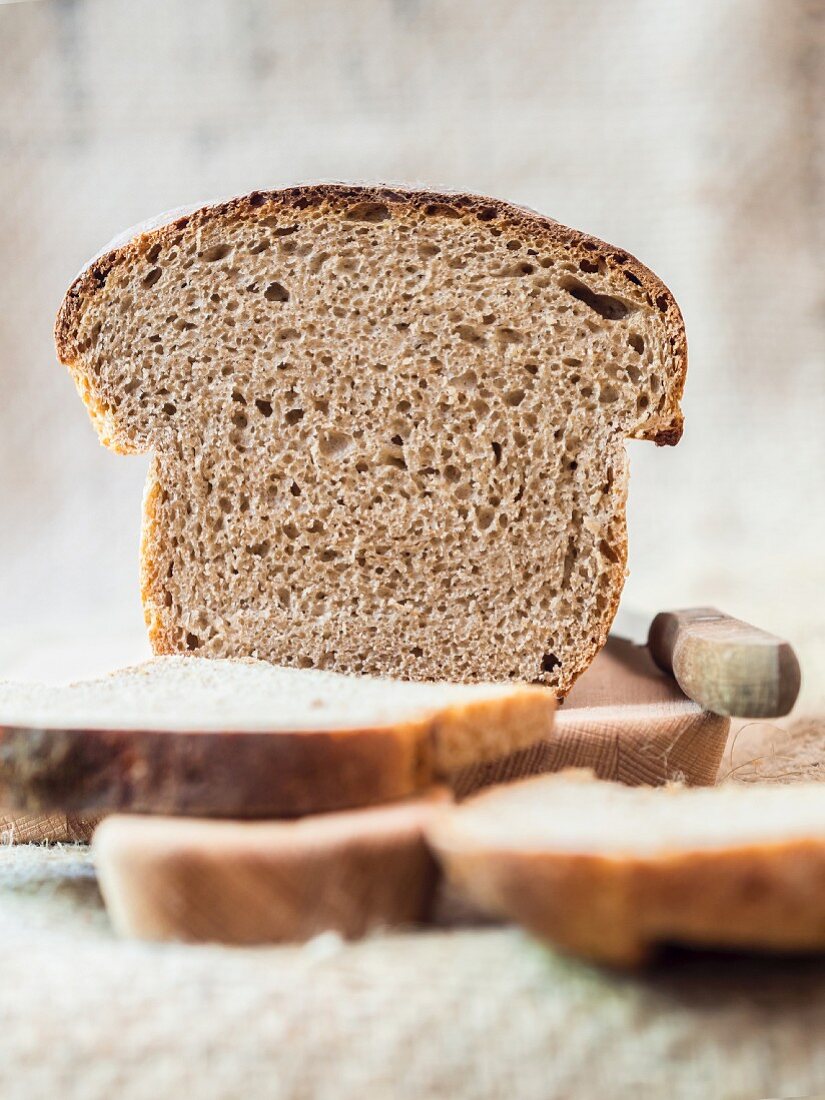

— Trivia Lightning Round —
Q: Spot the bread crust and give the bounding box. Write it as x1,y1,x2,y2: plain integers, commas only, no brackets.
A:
431,775,825,966
0,718,431,818
94,790,448,944
56,185,686,693
436,841,825,967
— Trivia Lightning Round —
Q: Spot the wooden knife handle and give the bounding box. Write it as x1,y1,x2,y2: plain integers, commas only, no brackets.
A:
647,607,801,718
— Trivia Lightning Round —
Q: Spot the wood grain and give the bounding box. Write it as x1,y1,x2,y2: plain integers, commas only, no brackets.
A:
452,637,730,797
94,790,448,944
648,607,801,717
0,812,99,844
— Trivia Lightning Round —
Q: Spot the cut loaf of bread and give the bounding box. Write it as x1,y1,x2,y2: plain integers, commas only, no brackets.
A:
430,771,825,966
0,655,554,817
94,790,447,944
56,184,686,693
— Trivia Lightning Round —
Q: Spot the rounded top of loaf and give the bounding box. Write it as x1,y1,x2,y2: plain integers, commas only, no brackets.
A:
55,183,686,447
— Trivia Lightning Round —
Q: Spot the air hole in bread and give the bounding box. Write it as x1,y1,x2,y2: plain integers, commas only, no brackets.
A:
345,202,390,223
318,431,354,460
475,505,495,531
628,333,645,354
264,282,289,302
457,324,485,345
201,243,233,262
541,652,561,673
377,446,407,470
560,278,632,321
497,327,524,345
424,203,461,218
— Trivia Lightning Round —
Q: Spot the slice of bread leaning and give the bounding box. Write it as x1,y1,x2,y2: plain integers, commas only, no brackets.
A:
56,185,686,693
429,771,825,966
94,790,448,944
0,656,554,817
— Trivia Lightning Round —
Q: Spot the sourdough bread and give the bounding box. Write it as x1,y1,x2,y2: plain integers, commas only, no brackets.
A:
56,185,686,693
0,655,554,816
430,770,825,965
94,790,448,944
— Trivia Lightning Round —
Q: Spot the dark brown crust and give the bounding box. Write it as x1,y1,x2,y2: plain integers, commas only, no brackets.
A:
55,183,687,446
0,719,432,818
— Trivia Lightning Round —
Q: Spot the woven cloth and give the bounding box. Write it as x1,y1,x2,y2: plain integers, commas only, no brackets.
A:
0,718,824,1100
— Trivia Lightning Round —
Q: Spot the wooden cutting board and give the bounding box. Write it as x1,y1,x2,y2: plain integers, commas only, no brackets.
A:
0,635,730,843
452,636,730,797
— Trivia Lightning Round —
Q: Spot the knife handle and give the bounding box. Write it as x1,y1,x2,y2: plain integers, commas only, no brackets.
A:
647,607,801,718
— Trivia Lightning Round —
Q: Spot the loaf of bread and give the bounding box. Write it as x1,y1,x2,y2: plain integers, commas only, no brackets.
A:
0,655,554,816
430,770,825,965
56,185,686,693
94,791,448,944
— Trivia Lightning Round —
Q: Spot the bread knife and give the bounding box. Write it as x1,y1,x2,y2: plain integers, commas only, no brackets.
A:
611,606,801,718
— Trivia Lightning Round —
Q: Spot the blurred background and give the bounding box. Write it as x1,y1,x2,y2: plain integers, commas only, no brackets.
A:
0,0,822,704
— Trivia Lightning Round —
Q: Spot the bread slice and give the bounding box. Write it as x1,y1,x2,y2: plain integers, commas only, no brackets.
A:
56,184,686,694
429,770,825,966
94,790,447,944
0,655,554,817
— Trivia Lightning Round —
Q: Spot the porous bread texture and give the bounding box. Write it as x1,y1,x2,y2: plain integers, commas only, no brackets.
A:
430,771,825,965
57,185,686,693
0,654,556,773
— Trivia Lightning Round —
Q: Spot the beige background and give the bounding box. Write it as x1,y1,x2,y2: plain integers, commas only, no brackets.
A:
0,0,822,702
